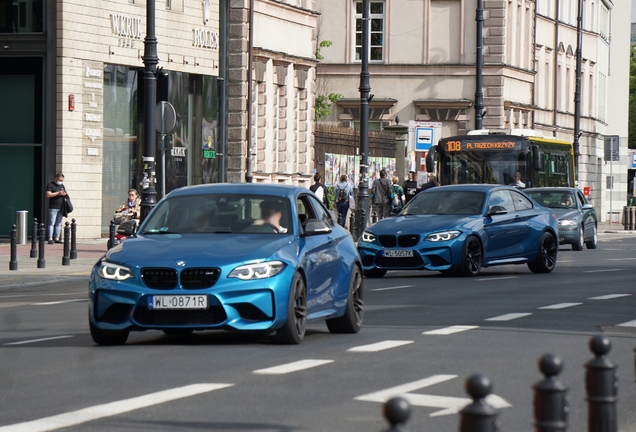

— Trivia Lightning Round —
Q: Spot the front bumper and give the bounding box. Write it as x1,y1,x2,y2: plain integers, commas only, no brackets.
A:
557,227,578,245
357,242,459,272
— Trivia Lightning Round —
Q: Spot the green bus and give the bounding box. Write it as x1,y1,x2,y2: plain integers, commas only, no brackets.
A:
425,130,575,188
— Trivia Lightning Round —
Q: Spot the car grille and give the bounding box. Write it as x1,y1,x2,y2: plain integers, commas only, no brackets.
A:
398,235,420,247
141,269,178,289
378,235,397,247
181,268,220,289
133,306,227,326
376,255,424,268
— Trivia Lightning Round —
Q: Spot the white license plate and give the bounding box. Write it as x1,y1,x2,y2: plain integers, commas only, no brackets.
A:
382,250,414,258
148,295,208,310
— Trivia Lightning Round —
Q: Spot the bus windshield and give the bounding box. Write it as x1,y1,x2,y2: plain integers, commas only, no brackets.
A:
440,150,526,186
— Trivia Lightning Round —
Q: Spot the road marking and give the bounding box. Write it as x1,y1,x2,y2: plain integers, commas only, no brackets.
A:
588,294,631,300
0,302,31,309
583,269,623,273
348,340,414,352
0,383,234,432
538,303,582,310
32,299,87,306
371,285,414,292
617,320,636,327
355,375,511,417
253,359,334,375
5,336,74,346
556,260,574,263
485,313,532,321
422,325,479,335
0,292,84,299
606,257,636,261
475,276,518,281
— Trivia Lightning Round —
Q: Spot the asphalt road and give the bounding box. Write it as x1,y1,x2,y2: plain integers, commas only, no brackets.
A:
1,234,636,431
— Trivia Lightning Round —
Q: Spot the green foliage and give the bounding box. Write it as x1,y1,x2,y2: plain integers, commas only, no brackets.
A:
315,93,343,121
315,40,332,61
630,47,636,148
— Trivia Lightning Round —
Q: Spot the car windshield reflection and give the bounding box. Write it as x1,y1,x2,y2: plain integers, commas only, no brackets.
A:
140,194,292,235
527,191,576,210
401,191,485,216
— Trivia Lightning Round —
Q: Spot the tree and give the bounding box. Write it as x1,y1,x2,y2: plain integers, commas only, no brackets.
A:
315,40,343,121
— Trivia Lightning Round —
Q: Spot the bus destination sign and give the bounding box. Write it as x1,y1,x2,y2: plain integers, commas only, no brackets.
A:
445,140,519,152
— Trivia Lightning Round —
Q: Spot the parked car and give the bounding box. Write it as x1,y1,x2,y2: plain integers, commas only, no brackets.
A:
89,184,363,345
525,187,597,250
358,184,559,277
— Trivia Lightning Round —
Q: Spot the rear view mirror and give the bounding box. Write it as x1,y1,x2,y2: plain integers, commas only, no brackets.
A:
532,145,542,171
581,203,593,210
487,205,507,216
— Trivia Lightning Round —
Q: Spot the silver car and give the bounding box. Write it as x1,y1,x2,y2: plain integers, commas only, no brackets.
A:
525,187,597,251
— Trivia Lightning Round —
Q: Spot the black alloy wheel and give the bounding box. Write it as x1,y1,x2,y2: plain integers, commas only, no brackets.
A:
327,265,364,333
528,231,557,273
273,272,307,344
460,236,483,277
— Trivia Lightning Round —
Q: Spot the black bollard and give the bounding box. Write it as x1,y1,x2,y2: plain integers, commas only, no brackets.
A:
533,354,568,431
382,396,411,432
37,222,45,269
70,218,77,259
30,217,38,258
459,374,499,432
372,210,378,224
108,219,117,250
10,224,17,271
62,222,70,266
349,212,355,235
585,335,617,432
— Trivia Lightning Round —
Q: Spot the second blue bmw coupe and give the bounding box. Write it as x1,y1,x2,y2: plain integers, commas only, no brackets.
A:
89,184,363,345
358,184,559,277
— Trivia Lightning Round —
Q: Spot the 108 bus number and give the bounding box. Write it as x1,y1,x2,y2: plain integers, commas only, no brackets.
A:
446,141,462,152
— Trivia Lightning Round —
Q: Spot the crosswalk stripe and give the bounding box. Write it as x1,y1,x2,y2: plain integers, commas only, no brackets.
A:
485,313,532,321
5,336,74,346
583,269,623,273
32,299,87,306
347,340,413,352
422,325,479,335
371,285,414,292
253,359,334,375
538,303,582,310
617,320,636,327
0,383,234,432
588,294,631,300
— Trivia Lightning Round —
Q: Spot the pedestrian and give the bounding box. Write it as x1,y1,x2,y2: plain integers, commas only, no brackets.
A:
371,169,393,220
509,171,526,188
334,174,353,227
403,171,419,204
391,176,405,215
310,173,330,209
45,172,68,245
418,174,438,193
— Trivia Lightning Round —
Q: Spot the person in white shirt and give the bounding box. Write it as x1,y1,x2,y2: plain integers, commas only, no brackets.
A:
511,172,525,188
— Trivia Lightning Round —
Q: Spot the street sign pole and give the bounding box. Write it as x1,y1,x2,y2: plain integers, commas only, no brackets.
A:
357,0,371,235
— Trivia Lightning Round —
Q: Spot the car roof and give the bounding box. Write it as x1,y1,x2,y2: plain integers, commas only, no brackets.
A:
430,184,516,193
525,187,578,193
166,183,309,199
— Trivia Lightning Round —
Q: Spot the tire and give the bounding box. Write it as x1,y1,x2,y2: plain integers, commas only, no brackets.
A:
89,319,129,346
363,268,387,278
527,231,558,274
273,272,307,345
572,227,584,251
326,265,364,334
162,329,194,336
586,225,598,249
459,236,482,277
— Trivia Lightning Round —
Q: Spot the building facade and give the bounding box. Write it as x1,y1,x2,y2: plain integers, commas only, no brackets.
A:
316,0,630,221
227,0,318,187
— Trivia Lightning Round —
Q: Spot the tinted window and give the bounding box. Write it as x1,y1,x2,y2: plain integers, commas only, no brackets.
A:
527,190,575,209
488,190,515,213
576,191,586,207
402,191,485,215
511,191,533,211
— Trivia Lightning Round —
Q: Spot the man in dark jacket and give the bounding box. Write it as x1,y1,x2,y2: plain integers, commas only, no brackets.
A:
371,170,393,220
309,173,329,208
418,175,438,193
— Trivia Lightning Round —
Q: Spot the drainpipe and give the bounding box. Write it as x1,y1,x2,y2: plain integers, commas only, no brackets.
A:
552,0,560,137
245,0,254,183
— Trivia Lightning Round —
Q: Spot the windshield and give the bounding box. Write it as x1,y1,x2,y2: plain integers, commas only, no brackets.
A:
440,151,527,186
401,191,485,216
526,190,575,209
140,194,293,234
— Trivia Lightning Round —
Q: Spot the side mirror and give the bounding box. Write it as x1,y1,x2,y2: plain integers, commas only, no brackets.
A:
302,219,332,236
487,205,508,216
581,203,593,210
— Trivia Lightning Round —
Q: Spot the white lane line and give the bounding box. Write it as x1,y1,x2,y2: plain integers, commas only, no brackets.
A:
617,320,636,327
485,313,532,321
0,292,84,299
348,340,414,352
253,359,334,375
583,269,623,273
475,276,518,282
4,336,74,346
606,257,636,261
371,285,414,292
355,375,458,402
589,294,631,300
422,325,479,335
556,260,574,263
32,299,87,306
538,303,583,310
0,383,234,432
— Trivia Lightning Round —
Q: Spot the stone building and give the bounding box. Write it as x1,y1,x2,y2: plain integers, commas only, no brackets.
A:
316,0,630,220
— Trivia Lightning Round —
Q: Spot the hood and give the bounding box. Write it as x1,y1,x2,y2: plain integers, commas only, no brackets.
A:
550,208,580,221
105,234,294,267
366,214,478,234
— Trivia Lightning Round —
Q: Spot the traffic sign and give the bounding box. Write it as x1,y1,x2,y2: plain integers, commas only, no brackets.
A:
415,127,434,151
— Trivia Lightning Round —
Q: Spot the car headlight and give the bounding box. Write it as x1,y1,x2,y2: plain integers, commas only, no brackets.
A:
425,230,461,242
558,219,578,227
360,231,376,242
228,261,285,280
98,262,134,281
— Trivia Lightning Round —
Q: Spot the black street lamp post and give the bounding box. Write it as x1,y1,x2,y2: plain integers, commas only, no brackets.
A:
573,0,583,178
140,0,158,222
474,0,484,130
357,0,371,234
